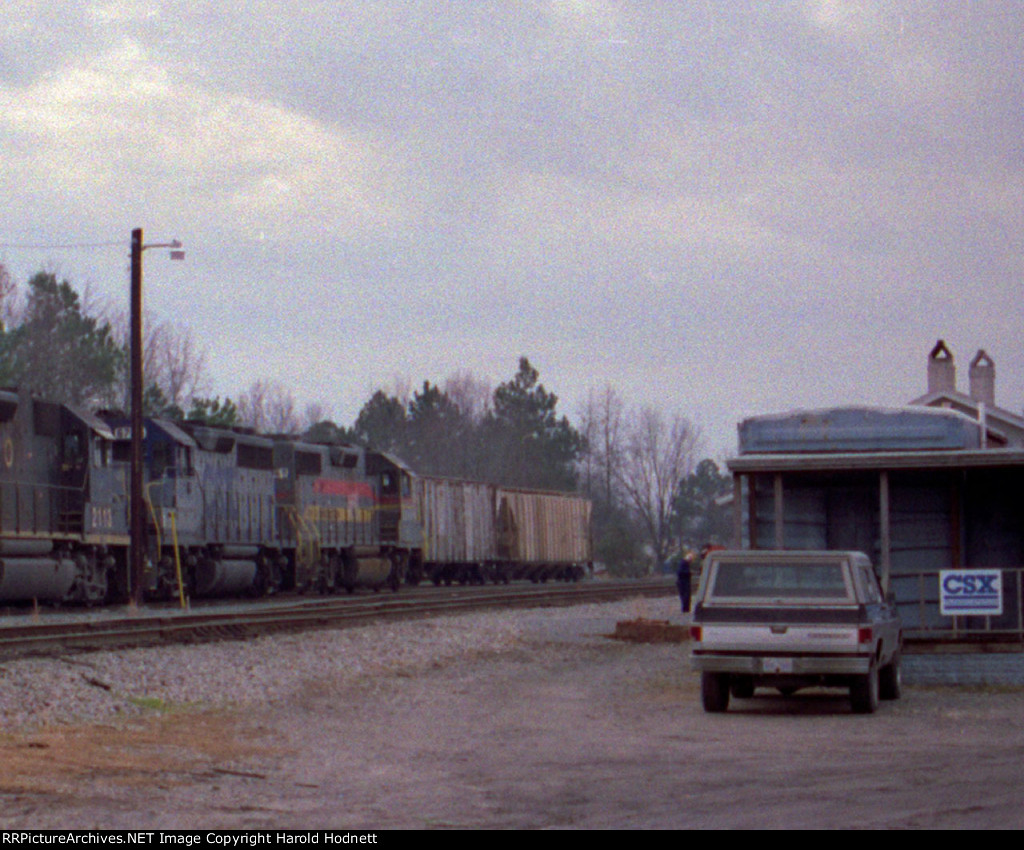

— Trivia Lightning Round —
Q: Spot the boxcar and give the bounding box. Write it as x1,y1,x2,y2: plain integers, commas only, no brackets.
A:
413,476,592,584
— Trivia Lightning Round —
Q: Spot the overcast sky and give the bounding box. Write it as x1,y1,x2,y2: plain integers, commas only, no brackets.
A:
1,1,1021,457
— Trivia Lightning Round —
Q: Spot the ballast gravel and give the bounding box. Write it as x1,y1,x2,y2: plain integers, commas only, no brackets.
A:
6,595,1024,828
0,596,676,731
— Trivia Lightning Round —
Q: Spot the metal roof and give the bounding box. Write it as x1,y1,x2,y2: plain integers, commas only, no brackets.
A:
150,418,198,448
64,404,116,441
727,447,1024,474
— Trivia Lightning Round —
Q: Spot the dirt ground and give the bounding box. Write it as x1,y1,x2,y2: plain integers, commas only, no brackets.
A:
3,626,1024,829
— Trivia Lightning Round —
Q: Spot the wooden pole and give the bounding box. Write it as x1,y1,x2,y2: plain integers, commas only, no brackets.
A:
130,228,145,606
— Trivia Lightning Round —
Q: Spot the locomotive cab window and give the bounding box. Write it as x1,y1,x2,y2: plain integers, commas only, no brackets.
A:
296,451,322,476
62,432,84,463
151,440,172,477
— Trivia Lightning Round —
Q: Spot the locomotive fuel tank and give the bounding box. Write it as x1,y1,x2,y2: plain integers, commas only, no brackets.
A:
0,558,76,601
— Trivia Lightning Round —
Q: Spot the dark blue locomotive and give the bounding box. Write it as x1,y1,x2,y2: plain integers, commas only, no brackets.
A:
0,391,123,603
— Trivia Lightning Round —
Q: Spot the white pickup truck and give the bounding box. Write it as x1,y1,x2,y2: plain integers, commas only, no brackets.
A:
690,550,902,713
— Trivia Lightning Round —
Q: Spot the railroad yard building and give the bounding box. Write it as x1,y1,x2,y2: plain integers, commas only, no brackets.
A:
726,341,1024,643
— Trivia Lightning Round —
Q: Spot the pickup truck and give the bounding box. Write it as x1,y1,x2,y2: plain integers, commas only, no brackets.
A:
690,550,902,713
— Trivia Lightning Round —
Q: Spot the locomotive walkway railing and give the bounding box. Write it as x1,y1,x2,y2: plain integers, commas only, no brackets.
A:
894,565,1024,645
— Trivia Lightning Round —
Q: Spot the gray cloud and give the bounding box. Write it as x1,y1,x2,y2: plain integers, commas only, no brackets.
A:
0,1,1021,455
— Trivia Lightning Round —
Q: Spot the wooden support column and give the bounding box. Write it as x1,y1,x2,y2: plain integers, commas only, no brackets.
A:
732,473,743,548
879,470,891,595
950,473,963,568
774,473,785,549
747,474,759,550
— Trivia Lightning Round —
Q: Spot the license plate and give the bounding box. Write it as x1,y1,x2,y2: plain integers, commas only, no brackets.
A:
762,657,794,674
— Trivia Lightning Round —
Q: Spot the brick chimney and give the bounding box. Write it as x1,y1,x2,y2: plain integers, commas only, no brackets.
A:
927,340,956,395
969,349,995,407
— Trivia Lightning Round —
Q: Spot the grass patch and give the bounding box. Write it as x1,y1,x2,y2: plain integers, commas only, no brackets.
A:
125,695,195,714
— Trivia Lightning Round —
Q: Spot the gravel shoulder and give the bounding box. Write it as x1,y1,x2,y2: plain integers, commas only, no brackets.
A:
2,595,1024,829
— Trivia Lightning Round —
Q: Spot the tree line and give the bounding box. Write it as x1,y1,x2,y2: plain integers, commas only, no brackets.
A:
0,266,731,573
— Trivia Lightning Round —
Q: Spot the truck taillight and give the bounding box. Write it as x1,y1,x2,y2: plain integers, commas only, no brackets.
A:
857,626,873,645
690,625,702,642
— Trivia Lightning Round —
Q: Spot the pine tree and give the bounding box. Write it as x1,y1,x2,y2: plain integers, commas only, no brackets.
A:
0,272,124,407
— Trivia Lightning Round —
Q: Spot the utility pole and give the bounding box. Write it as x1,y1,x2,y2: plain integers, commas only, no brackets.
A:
128,228,184,607
129,229,144,606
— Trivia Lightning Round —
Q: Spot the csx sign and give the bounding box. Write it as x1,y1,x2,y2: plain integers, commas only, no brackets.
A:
939,570,1003,616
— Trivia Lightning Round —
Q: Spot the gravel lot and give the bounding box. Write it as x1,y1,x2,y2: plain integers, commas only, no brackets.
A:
3,595,1024,829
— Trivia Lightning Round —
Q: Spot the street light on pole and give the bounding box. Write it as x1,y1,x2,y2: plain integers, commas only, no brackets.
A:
129,228,185,606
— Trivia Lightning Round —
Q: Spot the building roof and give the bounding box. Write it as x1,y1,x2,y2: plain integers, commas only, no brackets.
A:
909,389,1024,446
727,446,1024,474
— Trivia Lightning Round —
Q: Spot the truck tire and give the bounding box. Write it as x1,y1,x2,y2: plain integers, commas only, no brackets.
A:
730,676,754,699
879,653,902,701
850,663,879,714
701,672,730,713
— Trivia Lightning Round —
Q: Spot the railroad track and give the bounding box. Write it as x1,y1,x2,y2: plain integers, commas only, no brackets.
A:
0,578,676,661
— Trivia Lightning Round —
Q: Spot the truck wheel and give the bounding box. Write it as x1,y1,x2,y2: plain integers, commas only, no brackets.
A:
730,676,754,699
879,653,902,701
701,673,730,713
850,663,879,714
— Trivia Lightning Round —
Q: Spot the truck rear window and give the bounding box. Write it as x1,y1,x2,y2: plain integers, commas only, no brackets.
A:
709,561,853,602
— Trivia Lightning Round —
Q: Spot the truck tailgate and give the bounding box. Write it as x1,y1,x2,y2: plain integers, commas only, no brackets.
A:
697,620,862,655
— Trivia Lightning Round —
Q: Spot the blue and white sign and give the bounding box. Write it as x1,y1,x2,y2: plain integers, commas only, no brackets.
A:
940,570,1003,616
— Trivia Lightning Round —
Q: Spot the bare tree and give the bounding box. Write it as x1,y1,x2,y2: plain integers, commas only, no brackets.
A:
105,307,211,415
616,407,702,572
387,374,413,406
579,384,627,507
302,401,330,432
0,262,19,329
237,379,268,430
237,379,324,436
443,369,492,423
264,385,299,434
152,321,210,411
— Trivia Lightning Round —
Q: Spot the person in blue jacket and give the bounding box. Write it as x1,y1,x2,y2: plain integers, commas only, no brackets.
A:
676,552,694,614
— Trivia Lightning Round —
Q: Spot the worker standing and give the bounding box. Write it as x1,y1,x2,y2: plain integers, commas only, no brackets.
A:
676,551,694,614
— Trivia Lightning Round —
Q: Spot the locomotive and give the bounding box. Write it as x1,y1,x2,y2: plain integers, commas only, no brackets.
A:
0,390,592,605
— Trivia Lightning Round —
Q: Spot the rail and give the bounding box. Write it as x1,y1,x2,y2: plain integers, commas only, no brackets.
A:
894,565,1024,645
0,579,676,660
